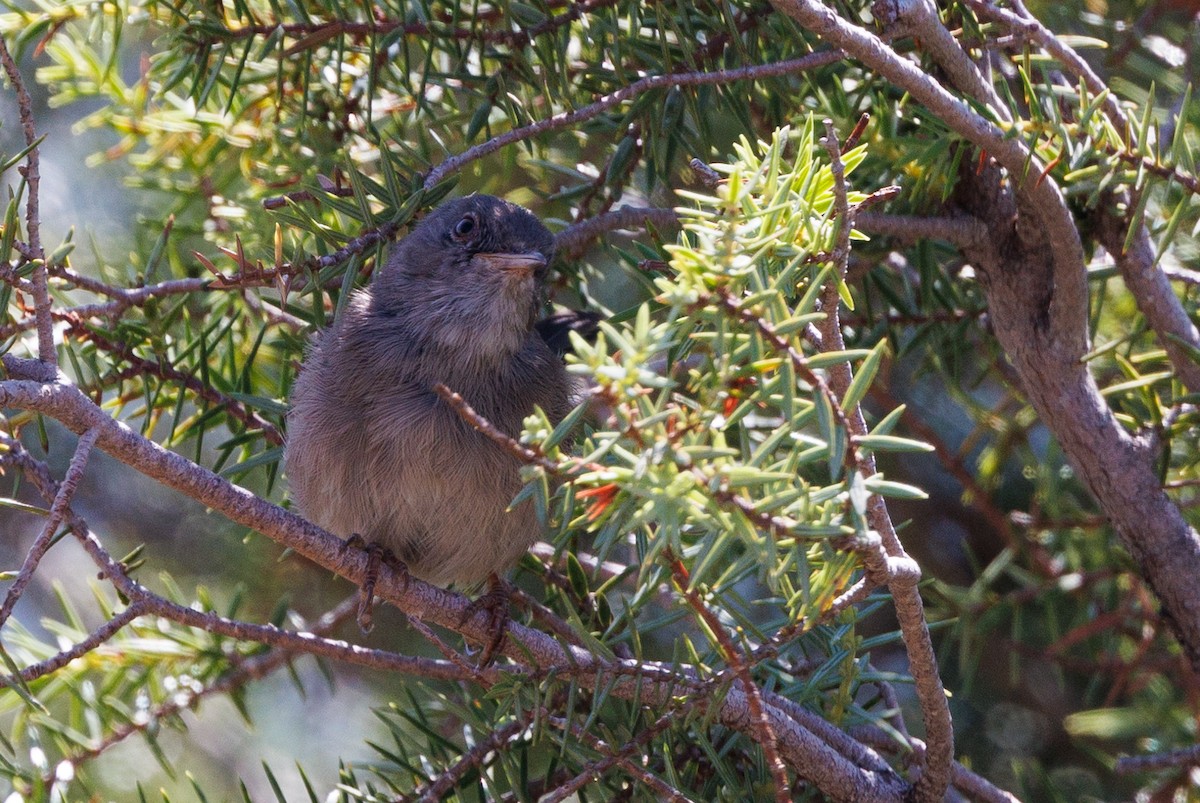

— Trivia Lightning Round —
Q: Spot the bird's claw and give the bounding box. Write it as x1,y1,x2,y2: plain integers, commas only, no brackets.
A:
341,534,408,633
459,573,512,667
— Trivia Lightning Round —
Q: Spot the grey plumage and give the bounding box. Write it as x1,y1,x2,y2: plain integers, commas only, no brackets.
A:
285,195,576,586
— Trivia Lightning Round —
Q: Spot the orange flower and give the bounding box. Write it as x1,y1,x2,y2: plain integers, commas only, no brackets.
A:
576,483,620,522
723,394,738,417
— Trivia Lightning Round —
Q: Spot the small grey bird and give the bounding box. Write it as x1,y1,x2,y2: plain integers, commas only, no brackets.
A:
285,195,585,612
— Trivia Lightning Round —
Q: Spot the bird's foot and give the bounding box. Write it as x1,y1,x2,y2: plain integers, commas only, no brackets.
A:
341,534,408,633
458,573,512,667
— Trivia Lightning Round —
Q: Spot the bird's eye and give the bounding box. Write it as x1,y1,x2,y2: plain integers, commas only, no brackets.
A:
452,213,478,241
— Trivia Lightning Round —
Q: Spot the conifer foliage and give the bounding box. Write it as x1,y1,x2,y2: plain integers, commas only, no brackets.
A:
0,0,1198,800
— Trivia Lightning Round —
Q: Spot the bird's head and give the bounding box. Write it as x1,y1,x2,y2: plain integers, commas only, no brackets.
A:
373,195,556,360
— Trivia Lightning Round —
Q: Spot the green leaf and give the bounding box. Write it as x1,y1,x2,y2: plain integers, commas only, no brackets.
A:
0,134,47,174
840,340,886,414
854,434,934,453
862,476,928,500
0,498,50,516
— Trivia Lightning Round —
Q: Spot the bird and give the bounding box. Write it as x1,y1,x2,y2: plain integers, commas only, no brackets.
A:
285,194,590,644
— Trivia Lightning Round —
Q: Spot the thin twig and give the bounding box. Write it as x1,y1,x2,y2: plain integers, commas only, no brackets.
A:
554,206,680,260
822,120,853,282
424,50,845,189
0,255,38,293
63,597,365,768
855,212,987,249
866,384,1061,576
0,426,100,628
509,586,588,649
868,666,911,742
760,688,895,774
407,616,481,678
407,713,537,803
571,123,644,223
666,550,791,803
0,275,223,344
433,382,561,472
0,34,55,367
546,713,701,803
1115,742,1200,775
813,116,954,802
64,318,285,446
241,289,307,331
841,113,871,153
962,0,1124,129
854,728,1021,803
1097,204,1200,394
0,603,145,687
711,287,866,479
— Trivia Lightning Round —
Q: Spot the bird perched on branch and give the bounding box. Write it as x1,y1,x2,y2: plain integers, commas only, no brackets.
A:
285,194,593,651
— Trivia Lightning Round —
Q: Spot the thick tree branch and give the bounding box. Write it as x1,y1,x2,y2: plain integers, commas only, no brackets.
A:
771,0,1200,678
0,375,913,802
876,0,1011,123
955,160,1200,673
768,0,1089,349
963,0,1200,392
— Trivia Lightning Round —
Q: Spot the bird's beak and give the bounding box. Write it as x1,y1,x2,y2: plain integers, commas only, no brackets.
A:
475,252,547,278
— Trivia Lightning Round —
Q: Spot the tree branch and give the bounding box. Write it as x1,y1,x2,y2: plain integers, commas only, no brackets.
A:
554,206,681,260
855,211,987,249
963,0,1200,393
0,34,55,368
666,550,791,803
816,122,953,802
0,426,99,629
876,0,1011,123
1097,202,1200,394
1116,742,1200,775
768,0,1089,348
0,375,914,801
423,50,845,189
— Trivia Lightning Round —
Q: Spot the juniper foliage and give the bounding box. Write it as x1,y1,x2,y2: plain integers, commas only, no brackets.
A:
0,0,1197,800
